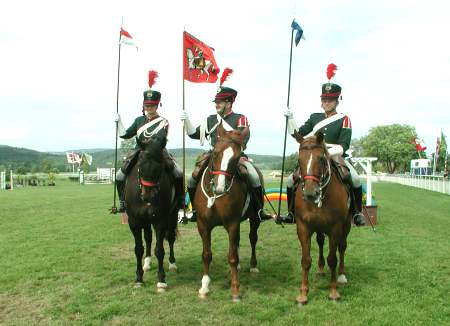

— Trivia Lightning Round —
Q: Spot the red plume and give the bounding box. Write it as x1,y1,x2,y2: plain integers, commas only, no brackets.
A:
326,64,337,80
220,68,233,86
148,70,158,88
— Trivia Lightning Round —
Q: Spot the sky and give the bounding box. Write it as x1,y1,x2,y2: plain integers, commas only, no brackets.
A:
1,0,449,158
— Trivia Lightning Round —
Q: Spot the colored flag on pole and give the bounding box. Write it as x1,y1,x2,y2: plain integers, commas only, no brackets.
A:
183,31,220,83
120,27,138,49
66,152,82,164
411,137,427,152
82,153,93,166
291,19,305,46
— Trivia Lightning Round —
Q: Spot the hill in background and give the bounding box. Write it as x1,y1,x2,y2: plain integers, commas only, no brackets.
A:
0,145,283,173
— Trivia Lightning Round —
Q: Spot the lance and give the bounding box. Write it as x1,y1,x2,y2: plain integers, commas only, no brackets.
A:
276,23,295,221
111,20,123,213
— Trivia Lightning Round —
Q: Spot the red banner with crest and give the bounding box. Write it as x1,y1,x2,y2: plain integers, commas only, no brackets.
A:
183,31,219,83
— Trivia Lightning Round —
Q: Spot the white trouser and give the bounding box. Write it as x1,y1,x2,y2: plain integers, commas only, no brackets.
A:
187,159,261,188
286,158,361,188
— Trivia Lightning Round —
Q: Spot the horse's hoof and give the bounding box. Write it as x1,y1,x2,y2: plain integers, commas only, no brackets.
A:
250,267,259,274
337,274,348,284
231,295,241,303
198,291,208,299
296,297,308,307
156,282,167,293
134,282,143,288
168,263,177,271
328,293,341,301
143,257,151,272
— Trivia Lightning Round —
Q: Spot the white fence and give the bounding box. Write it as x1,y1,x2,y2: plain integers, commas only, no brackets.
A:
0,171,5,190
378,174,450,195
82,168,115,185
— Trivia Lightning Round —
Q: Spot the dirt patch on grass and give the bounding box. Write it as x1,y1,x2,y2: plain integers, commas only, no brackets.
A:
0,293,51,325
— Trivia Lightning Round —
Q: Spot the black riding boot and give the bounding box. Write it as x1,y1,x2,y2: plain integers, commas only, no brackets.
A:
253,186,273,221
352,186,366,226
116,180,126,213
174,176,185,210
275,187,294,223
187,187,197,222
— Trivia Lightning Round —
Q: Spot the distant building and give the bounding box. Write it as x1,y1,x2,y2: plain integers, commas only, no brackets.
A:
410,159,431,176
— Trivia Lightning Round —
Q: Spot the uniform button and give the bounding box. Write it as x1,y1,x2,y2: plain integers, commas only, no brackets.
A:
323,133,327,136
324,127,327,130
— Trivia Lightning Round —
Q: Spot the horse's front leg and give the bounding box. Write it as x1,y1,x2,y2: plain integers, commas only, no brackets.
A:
249,217,260,273
327,226,342,301
143,227,152,272
166,224,177,272
296,222,312,306
227,222,241,302
130,226,144,286
316,232,326,277
154,224,167,293
337,220,351,284
197,219,212,298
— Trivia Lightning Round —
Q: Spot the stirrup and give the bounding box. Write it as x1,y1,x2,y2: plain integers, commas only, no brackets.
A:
275,212,294,224
118,201,126,213
353,212,366,226
257,209,274,221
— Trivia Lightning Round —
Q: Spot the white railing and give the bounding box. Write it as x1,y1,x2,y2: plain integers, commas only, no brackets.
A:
378,174,450,195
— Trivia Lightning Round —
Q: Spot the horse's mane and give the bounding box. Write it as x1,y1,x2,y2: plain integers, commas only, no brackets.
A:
142,136,166,161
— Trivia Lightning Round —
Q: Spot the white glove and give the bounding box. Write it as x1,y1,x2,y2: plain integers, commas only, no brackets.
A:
180,111,189,121
284,107,294,119
114,113,121,123
326,144,344,156
181,111,196,135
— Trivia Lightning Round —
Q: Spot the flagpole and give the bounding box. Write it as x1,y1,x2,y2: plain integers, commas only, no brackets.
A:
181,30,187,223
277,25,295,220
112,21,122,212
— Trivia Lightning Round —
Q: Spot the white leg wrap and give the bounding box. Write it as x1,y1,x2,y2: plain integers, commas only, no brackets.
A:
169,262,177,271
143,257,151,272
250,267,259,273
198,275,211,295
157,282,168,293
337,274,348,284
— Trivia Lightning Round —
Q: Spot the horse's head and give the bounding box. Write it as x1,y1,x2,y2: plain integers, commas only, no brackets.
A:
137,136,166,206
294,130,331,205
209,124,244,195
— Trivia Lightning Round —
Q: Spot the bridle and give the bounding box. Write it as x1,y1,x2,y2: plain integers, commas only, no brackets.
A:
201,138,241,207
137,164,160,205
298,144,332,207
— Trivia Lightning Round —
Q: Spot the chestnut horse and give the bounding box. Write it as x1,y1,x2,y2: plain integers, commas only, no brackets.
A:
124,136,178,292
193,123,262,302
292,131,352,305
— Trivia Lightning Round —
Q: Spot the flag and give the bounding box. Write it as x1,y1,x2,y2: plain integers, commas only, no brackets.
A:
435,135,441,160
183,31,219,83
120,27,138,49
66,152,82,164
411,137,427,152
291,19,305,46
82,153,93,166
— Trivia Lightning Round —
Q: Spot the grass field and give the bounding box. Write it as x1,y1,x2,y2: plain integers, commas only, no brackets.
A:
0,180,449,325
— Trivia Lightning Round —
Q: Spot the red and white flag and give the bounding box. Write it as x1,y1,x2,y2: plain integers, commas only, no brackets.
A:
183,31,219,83
412,137,427,152
120,27,138,49
66,152,82,164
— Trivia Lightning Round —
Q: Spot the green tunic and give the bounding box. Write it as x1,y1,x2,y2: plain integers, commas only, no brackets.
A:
298,112,352,154
120,115,169,149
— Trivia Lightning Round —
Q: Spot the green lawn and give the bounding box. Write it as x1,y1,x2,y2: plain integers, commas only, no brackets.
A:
0,180,449,325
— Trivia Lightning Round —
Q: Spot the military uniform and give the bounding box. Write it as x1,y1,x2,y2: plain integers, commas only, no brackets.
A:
182,86,272,221
284,75,365,226
115,86,184,213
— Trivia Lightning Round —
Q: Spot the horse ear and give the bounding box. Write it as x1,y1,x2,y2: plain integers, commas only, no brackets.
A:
316,131,324,144
293,130,303,143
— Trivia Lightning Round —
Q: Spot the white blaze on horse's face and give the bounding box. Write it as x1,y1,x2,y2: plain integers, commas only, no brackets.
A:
216,147,234,193
306,153,313,176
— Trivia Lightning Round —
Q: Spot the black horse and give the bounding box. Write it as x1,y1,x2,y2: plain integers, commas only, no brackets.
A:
124,136,178,292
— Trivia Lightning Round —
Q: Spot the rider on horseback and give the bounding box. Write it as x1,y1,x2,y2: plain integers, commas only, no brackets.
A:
180,69,272,221
283,64,366,226
114,71,184,213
